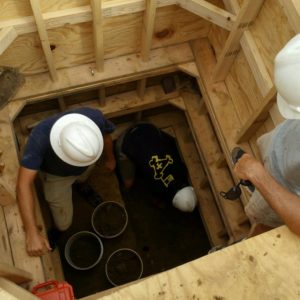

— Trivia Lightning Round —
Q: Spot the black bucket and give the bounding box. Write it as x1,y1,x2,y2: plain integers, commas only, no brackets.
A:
92,201,128,239
64,231,103,270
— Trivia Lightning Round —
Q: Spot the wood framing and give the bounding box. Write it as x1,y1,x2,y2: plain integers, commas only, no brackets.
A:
140,0,157,61
90,0,104,72
29,0,58,81
212,0,265,82
0,26,17,55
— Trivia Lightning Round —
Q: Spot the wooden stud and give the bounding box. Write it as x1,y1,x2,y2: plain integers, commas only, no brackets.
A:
137,78,147,100
236,86,276,143
178,62,200,78
98,88,106,107
141,0,157,61
179,0,236,31
57,96,66,111
168,98,186,111
90,0,104,72
212,0,265,82
0,27,18,55
29,0,58,81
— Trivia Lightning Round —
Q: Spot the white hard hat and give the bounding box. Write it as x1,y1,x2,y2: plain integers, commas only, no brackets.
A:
172,186,197,212
274,34,300,119
50,113,103,166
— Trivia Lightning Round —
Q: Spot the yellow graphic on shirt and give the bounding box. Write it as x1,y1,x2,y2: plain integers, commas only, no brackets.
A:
149,154,174,187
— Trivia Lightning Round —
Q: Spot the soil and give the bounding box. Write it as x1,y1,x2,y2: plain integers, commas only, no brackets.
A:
106,249,142,286
67,233,102,269
92,202,127,237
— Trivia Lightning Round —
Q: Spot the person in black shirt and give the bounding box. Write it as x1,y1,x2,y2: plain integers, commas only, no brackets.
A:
115,123,197,212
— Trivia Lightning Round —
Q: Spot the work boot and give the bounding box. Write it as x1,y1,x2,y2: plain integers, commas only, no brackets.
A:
231,147,255,193
47,228,62,251
74,183,103,208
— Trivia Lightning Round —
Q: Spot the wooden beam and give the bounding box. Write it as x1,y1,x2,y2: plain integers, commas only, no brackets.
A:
141,0,157,61
0,263,33,284
235,86,276,143
212,0,265,82
0,278,39,300
13,43,194,102
240,31,273,98
90,0,104,72
29,0,58,81
278,0,300,33
0,1,176,36
178,62,200,78
98,88,106,107
0,27,17,55
137,78,147,99
178,0,236,31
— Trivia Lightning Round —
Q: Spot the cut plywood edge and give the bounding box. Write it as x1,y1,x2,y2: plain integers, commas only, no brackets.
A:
0,277,38,300
81,226,300,300
168,98,186,111
177,62,200,78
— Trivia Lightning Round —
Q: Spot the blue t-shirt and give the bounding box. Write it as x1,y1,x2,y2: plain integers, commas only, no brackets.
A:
21,107,115,176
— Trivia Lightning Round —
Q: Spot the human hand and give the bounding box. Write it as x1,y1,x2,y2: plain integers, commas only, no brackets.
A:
26,231,51,256
233,153,265,183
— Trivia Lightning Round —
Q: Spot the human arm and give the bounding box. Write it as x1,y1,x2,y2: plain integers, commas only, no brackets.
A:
234,153,300,236
16,167,51,256
103,133,116,172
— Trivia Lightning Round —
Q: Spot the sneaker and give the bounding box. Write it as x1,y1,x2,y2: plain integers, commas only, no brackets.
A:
74,183,103,208
231,147,255,193
47,228,62,251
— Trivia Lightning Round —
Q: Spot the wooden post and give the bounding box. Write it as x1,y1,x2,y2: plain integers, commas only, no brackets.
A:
141,0,157,61
90,0,104,72
29,0,58,81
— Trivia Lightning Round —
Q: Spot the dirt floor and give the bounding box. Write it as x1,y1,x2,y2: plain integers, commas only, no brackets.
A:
37,141,211,299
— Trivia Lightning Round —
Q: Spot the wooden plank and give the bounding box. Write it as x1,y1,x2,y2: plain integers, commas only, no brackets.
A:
0,263,32,284
177,62,200,78
174,124,227,246
141,0,157,61
191,38,253,207
137,78,146,99
29,0,58,81
183,91,250,242
82,226,300,300
168,98,186,111
0,1,176,36
212,0,265,82
0,278,39,300
0,107,19,205
178,0,236,31
240,31,273,98
278,0,300,33
90,0,104,72
12,43,194,102
0,26,17,55
98,88,106,107
0,207,13,266
236,86,276,143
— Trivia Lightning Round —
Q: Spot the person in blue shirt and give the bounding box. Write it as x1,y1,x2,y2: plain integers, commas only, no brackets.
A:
17,107,116,256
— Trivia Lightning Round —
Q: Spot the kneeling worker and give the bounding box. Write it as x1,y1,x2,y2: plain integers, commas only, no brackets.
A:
115,123,197,212
17,107,116,256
